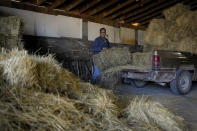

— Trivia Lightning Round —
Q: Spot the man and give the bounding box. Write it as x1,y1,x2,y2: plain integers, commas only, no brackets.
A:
91,28,112,55
91,28,112,83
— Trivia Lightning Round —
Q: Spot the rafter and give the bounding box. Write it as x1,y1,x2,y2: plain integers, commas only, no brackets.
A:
191,5,197,10
124,0,180,21
127,11,162,23
109,0,152,20
79,0,101,14
35,0,47,6
101,0,136,17
126,0,178,23
120,0,170,21
140,14,164,26
60,0,84,11
136,13,163,23
85,0,120,16
49,0,66,9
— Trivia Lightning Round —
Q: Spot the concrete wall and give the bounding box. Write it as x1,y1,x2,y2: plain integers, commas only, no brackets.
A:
120,27,135,45
0,6,145,45
88,22,135,44
88,22,120,43
0,6,82,38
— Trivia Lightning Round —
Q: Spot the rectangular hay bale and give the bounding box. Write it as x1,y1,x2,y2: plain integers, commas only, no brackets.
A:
0,16,22,37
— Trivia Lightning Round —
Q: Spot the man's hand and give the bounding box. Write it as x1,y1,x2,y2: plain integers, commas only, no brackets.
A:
103,47,107,50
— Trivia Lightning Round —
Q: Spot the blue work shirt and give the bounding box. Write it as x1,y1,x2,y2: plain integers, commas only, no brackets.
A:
91,36,112,55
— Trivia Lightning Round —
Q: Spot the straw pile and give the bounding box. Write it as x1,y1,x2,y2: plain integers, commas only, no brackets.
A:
0,48,185,131
123,97,185,131
0,16,23,50
144,3,197,54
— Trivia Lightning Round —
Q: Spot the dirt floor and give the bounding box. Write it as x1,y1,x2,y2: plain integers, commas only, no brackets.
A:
116,82,197,131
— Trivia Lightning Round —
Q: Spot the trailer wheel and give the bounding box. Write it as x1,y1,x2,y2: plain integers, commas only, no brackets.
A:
130,79,147,88
170,69,192,95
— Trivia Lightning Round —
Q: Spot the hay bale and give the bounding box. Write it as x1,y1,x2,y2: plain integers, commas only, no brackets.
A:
176,37,197,54
144,19,166,46
0,34,23,50
0,16,23,50
131,52,153,67
144,4,197,54
166,25,192,42
123,97,185,131
176,11,197,36
0,16,22,37
93,47,131,71
163,3,190,21
99,64,153,90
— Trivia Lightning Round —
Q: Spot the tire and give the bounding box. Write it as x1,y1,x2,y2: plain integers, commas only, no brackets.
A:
170,69,192,95
130,79,147,88
122,78,131,84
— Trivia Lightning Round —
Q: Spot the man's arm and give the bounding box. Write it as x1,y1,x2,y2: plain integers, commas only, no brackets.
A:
106,39,112,48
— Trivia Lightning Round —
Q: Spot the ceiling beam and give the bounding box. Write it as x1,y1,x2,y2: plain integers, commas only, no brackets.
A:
49,0,66,9
140,14,164,26
61,0,84,11
127,10,162,23
36,0,47,6
191,5,197,10
120,0,170,21
85,0,120,16
101,0,136,17
126,0,178,23
109,0,152,20
79,0,101,14
136,13,163,23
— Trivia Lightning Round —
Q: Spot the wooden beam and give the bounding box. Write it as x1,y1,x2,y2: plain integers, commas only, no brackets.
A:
85,0,120,16
127,10,162,23
101,0,136,17
49,0,66,9
36,0,47,6
140,14,164,26
61,0,84,11
0,0,146,30
191,5,197,10
186,0,197,6
136,13,163,23
120,0,170,21
126,0,178,23
79,0,101,14
109,0,152,20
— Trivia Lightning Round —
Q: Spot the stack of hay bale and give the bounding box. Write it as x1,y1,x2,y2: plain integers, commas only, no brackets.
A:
144,3,197,54
0,48,185,131
93,47,132,89
0,16,23,50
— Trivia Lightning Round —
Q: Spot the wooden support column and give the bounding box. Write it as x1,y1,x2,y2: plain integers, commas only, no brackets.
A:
82,19,88,41
135,29,138,45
